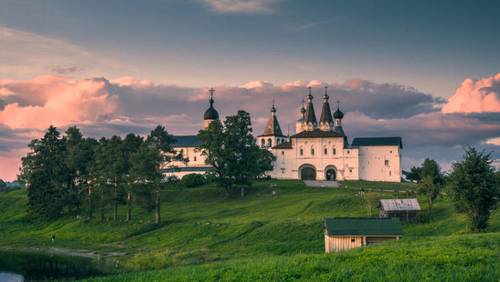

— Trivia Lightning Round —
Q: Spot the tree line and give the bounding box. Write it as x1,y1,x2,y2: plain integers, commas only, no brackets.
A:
19,110,275,223
404,148,499,232
19,124,179,224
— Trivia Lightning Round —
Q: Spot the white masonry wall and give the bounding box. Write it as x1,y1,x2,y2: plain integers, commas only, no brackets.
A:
270,137,360,181
358,145,401,182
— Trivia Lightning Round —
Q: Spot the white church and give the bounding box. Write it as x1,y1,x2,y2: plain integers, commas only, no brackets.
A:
165,87,403,182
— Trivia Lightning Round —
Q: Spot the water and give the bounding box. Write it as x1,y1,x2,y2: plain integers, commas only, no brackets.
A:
0,250,107,280
0,272,24,282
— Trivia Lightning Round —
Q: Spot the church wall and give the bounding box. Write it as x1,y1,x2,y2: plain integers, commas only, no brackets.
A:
358,146,401,182
270,137,360,181
163,146,208,178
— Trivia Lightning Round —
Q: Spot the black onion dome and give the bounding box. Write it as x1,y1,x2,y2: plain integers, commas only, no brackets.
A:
204,97,219,120
333,108,344,119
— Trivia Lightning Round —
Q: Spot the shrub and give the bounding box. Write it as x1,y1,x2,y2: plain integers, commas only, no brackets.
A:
181,174,206,188
166,175,180,184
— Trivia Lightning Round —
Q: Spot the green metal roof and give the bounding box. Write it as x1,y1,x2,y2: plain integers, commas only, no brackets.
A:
351,137,403,148
324,217,403,236
173,135,203,148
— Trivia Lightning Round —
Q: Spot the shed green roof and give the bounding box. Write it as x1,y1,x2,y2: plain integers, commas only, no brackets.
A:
173,135,203,148
324,217,403,236
351,137,403,148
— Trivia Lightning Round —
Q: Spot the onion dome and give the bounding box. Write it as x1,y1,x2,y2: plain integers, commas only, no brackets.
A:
333,100,344,119
204,88,219,120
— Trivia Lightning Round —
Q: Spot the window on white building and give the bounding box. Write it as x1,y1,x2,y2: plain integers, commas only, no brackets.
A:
311,147,315,155
324,148,328,155
281,151,284,156
194,156,197,161
349,168,352,173
267,138,272,147
299,147,304,156
261,139,265,147
333,148,336,155
385,160,389,166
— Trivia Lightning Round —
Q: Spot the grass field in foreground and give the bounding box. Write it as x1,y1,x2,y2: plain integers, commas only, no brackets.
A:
0,180,498,281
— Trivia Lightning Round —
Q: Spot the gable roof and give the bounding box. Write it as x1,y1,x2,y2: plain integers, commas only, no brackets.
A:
380,199,421,212
351,137,403,148
173,135,203,148
324,217,403,236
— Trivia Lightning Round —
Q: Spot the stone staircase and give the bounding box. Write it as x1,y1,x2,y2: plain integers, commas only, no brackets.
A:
303,180,340,188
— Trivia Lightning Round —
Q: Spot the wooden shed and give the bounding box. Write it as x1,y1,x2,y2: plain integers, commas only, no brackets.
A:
379,199,421,221
324,218,403,253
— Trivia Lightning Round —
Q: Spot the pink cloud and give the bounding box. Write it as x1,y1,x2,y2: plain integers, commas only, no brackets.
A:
0,76,118,129
442,73,500,113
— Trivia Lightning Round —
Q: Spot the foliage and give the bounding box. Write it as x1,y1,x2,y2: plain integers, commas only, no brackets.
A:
20,126,71,219
181,173,206,188
198,110,275,196
449,147,498,231
0,179,6,191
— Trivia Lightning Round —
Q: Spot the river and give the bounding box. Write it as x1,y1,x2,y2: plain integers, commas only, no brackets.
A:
0,272,24,282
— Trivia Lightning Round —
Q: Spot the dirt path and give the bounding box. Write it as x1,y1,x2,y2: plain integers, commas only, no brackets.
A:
0,246,126,258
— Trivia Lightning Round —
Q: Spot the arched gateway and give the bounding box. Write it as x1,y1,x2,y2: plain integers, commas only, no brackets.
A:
325,166,337,181
299,164,316,180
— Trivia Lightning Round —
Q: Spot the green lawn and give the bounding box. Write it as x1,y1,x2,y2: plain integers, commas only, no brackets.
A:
0,180,498,281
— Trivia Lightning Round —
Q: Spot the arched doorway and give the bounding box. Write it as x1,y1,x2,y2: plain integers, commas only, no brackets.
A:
299,165,316,180
325,166,337,181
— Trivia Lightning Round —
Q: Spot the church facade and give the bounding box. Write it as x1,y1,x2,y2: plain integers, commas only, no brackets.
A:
165,87,403,182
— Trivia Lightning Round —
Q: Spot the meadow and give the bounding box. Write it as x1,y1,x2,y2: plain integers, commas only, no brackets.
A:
0,180,498,281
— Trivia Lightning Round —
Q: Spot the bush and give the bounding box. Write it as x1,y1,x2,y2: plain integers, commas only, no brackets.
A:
166,175,180,184
181,174,206,188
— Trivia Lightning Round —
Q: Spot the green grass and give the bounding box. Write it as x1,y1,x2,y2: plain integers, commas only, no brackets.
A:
0,180,498,281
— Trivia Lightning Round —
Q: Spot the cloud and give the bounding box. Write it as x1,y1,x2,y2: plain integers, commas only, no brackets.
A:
0,76,118,129
0,75,499,181
201,0,278,13
51,66,82,74
0,25,122,80
442,73,500,113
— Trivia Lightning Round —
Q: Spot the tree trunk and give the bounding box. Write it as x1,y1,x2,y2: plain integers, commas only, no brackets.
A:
88,185,93,220
428,195,433,220
113,177,118,221
155,188,160,225
100,193,105,221
240,186,245,197
127,191,132,221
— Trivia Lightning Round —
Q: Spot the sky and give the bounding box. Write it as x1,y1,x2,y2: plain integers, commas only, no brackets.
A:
0,0,499,180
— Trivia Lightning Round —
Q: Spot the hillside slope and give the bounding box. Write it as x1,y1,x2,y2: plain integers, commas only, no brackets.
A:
0,180,498,281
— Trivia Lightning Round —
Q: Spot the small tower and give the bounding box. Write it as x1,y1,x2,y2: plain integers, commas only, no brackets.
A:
258,100,285,148
319,86,334,131
295,100,306,134
303,87,318,131
203,88,219,129
333,100,345,136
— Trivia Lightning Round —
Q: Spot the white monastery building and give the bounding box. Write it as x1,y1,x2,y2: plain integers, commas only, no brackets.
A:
166,87,403,182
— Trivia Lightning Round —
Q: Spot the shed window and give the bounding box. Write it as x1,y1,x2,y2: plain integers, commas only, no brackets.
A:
267,138,272,147
351,239,355,243
261,139,265,147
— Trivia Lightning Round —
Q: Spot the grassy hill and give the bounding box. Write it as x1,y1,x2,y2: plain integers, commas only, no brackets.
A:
0,180,498,281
